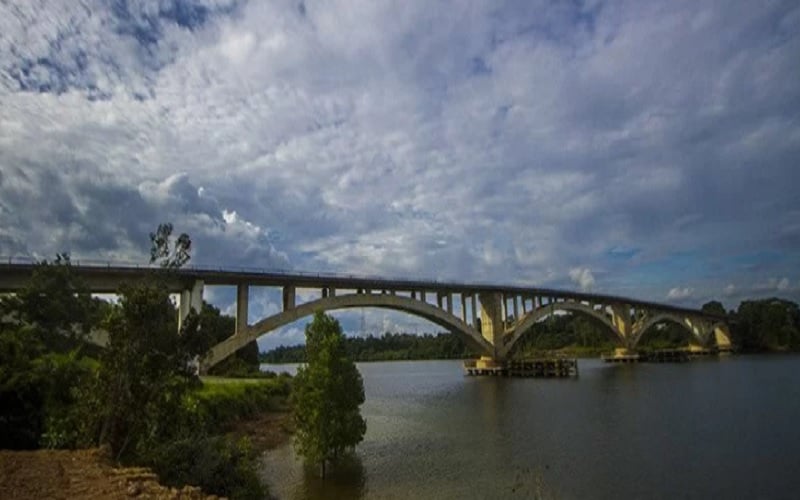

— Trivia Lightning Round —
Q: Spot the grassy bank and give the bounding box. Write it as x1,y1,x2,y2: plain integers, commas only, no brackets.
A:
194,375,292,434
145,374,293,499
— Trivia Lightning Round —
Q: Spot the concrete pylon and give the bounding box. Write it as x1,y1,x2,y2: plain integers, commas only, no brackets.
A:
714,324,733,351
178,280,204,331
610,304,634,352
282,285,296,311
478,292,504,359
236,283,249,334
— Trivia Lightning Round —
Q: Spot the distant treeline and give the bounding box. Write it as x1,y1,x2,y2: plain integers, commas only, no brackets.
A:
726,298,800,352
259,298,800,361
260,332,473,363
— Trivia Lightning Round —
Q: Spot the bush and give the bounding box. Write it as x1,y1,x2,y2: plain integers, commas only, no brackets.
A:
149,435,266,500
192,376,292,433
38,352,99,449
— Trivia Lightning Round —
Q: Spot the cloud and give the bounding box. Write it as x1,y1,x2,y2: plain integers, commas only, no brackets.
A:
667,287,694,300
723,284,736,297
1,0,799,336
568,267,595,291
754,277,792,293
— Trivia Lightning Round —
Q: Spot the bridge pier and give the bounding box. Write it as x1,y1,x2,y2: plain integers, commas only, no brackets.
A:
178,280,204,331
282,285,296,311
478,292,505,360
236,283,249,334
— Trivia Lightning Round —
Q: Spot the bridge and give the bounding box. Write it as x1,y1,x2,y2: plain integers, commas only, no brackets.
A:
0,262,732,371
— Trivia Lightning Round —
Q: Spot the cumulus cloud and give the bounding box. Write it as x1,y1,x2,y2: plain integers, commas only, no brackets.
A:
568,267,595,291
1,0,799,332
667,287,694,300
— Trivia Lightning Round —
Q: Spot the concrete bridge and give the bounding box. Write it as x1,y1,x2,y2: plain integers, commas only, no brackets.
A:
0,262,733,371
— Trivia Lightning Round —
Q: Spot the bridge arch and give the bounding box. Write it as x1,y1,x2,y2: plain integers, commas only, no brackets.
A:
631,313,707,348
204,293,493,369
710,321,733,350
498,302,624,359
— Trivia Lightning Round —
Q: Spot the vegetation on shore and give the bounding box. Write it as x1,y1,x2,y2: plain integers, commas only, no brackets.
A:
261,331,475,363
291,312,366,478
0,226,286,499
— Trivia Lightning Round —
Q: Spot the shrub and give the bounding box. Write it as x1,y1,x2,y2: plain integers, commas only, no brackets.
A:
148,435,266,500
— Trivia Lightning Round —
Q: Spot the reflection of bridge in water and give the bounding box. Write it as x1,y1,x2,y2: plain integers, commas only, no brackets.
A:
0,262,732,371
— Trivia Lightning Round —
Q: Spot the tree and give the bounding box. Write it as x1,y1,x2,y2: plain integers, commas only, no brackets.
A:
702,300,727,318
291,311,366,477
8,254,96,348
150,222,192,269
0,256,98,449
92,223,217,459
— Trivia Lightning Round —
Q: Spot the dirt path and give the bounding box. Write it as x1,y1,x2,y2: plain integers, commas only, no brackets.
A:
0,448,218,500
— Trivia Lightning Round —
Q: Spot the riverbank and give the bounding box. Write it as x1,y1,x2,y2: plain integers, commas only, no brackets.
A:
0,448,215,499
0,376,294,500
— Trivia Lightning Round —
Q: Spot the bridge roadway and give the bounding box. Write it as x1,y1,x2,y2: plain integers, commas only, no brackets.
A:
0,262,732,371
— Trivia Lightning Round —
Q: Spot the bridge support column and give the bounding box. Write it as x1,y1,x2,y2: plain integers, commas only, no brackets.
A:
236,284,249,334
471,295,478,326
684,317,714,347
610,304,635,352
178,280,204,331
478,292,504,360
714,324,733,352
282,285,296,311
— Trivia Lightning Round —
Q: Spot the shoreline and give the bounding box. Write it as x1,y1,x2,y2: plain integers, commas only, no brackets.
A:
0,448,214,500
226,409,294,454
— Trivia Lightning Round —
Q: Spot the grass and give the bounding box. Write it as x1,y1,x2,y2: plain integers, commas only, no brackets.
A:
200,375,275,386
191,375,292,432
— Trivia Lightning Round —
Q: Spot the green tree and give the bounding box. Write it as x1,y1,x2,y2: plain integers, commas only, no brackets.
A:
0,257,98,449
291,311,366,477
150,222,192,269
91,224,217,459
702,300,727,318
92,281,207,458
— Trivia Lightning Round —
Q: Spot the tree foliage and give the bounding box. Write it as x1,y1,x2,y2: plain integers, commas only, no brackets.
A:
0,228,270,498
262,331,474,363
91,280,210,459
291,312,366,477
702,300,727,317
0,257,98,449
732,298,800,351
150,222,192,269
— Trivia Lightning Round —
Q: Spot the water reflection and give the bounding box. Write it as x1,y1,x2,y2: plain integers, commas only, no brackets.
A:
291,452,366,500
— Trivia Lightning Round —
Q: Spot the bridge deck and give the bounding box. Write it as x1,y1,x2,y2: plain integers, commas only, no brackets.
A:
0,261,717,318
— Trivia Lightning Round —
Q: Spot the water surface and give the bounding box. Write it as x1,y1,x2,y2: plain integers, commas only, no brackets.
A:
261,356,800,499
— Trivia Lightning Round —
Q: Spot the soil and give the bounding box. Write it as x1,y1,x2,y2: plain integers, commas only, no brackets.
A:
0,411,292,499
226,410,293,453
0,447,218,499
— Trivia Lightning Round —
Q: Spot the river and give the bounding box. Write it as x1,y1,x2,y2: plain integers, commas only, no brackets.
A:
260,355,800,499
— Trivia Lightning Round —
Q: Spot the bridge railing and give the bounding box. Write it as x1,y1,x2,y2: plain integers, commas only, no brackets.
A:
0,255,721,318
0,255,459,284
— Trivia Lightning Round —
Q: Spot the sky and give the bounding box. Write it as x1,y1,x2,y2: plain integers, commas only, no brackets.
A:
1,0,799,350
